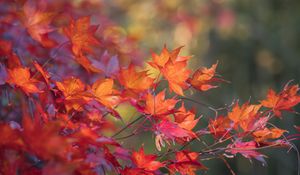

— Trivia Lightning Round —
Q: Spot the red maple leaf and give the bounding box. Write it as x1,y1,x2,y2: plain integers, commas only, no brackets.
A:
227,141,266,164
154,120,197,151
121,146,163,174
132,147,163,171
168,151,206,175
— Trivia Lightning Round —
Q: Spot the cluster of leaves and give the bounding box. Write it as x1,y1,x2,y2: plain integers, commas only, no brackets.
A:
0,0,300,175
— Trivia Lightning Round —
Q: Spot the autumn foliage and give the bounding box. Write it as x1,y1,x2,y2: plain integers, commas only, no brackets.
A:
0,0,300,175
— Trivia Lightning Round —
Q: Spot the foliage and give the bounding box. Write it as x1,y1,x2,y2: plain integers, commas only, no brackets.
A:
0,0,299,175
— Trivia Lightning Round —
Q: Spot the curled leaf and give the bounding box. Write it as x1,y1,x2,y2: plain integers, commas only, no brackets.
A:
188,62,222,91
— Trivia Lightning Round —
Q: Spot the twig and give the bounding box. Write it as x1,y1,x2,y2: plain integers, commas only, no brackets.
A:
112,115,144,138
219,155,236,175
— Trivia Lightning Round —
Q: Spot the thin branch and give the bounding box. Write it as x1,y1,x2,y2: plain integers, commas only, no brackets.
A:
112,115,144,138
219,155,236,175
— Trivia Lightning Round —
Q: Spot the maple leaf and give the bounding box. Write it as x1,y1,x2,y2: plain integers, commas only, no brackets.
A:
149,46,191,96
56,77,90,111
227,141,267,164
143,90,178,117
261,84,300,117
119,64,154,94
188,62,222,91
19,0,56,47
63,16,100,56
208,115,232,138
228,103,261,132
154,120,196,151
168,151,206,175
149,46,189,69
132,146,163,171
56,77,86,98
7,67,42,95
149,46,170,68
174,103,199,131
161,60,191,96
92,78,121,109
62,16,101,72
252,128,287,142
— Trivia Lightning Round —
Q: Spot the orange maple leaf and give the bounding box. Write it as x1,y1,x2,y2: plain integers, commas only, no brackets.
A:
19,0,56,47
92,78,120,109
56,77,85,97
252,128,287,142
174,103,199,131
63,16,100,56
63,16,101,72
208,115,232,138
228,103,261,132
132,147,163,171
150,46,191,96
143,90,178,117
188,62,221,91
261,84,300,116
7,67,42,95
149,45,189,68
56,77,90,111
161,60,191,96
118,64,154,94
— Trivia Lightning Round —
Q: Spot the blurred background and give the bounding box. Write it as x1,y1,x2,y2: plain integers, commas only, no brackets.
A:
97,0,300,174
